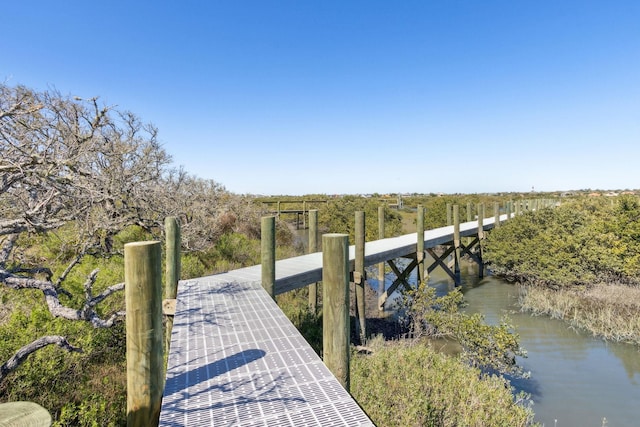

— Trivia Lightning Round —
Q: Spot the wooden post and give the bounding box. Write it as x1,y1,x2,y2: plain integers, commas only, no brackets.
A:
125,241,164,427
322,233,350,391
466,202,473,246
477,203,485,279
446,202,452,226
164,217,180,354
515,200,521,216
308,210,319,312
494,202,500,228
417,204,425,284
261,216,276,299
355,211,366,343
377,206,385,309
303,200,307,229
453,205,461,285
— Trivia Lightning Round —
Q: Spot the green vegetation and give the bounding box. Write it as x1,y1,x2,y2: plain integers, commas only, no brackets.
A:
400,283,527,378
0,83,559,425
351,341,534,427
484,195,640,344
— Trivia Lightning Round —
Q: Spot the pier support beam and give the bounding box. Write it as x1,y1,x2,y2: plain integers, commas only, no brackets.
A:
125,241,164,427
453,205,461,285
308,210,319,312
322,234,350,391
477,203,485,279
416,205,425,284
164,217,180,353
354,211,366,343
261,216,276,300
377,206,385,311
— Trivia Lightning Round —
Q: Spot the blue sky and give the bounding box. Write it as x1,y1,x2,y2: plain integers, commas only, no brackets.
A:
3,1,640,195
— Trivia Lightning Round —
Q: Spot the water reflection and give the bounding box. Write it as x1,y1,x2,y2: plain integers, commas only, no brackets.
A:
372,256,640,427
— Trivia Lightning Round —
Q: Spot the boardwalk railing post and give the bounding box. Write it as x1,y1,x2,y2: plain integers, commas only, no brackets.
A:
477,203,485,279
494,202,500,228
164,217,180,353
261,216,276,300
453,205,461,285
322,233,350,391
308,209,319,312
417,204,425,284
377,206,385,310
355,211,366,343
466,202,473,246
125,241,163,427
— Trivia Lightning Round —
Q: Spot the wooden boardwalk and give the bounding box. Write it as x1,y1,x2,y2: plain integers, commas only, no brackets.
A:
159,214,506,426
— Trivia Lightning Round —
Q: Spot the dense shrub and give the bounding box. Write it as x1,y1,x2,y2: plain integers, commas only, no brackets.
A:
351,342,535,427
484,196,640,287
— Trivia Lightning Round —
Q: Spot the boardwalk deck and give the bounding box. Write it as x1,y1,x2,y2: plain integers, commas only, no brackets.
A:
159,215,505,426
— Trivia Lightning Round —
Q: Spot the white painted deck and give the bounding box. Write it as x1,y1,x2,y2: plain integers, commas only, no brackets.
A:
159,215,505,426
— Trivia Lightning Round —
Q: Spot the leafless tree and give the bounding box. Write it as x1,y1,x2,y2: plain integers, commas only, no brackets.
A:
0,84,174,378
0,83,267,380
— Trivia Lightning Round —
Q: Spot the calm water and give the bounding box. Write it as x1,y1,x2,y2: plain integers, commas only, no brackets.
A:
375,259,640,427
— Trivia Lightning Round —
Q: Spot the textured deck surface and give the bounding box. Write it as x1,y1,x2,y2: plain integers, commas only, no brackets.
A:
159,216,504,425
159,273,374,426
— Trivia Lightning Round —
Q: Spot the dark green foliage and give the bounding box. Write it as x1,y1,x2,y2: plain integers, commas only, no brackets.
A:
484,196,640,287
401,283,527,378
351,343,535,427
318,197,403,240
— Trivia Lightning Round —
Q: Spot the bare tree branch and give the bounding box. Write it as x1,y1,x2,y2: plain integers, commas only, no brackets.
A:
0,336,82,382
0,269,124,327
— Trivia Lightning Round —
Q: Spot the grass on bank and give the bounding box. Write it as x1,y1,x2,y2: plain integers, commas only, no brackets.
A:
519,283,640,346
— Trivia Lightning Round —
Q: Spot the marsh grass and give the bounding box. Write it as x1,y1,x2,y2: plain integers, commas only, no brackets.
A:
519,283,640,345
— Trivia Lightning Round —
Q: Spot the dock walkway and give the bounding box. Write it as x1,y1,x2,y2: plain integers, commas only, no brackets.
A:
159,215,504,426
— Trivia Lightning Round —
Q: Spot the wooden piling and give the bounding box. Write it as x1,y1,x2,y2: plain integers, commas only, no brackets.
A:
164,217,180,353
355,211,366,343
377,206,385,310
466,202,473,246
322,233,350,391
494,202,500,228
416,204,425,284
261,216,276,300
125,241,164,427
477,203,485,279
308,210,319,312
453,205,461,285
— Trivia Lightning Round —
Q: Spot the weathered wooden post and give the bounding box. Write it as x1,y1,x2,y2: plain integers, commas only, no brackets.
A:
446,202,452,226
494,202,500,228
164,217,180,354
453,205,461,285
125,241,164,427
355,211,366,343
515,200,521,216
308,209,319,312
416,204,425,284
322,233,350,391
261,216,276,300
377,206,385,309
302,200,307,229
477,203,485,279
